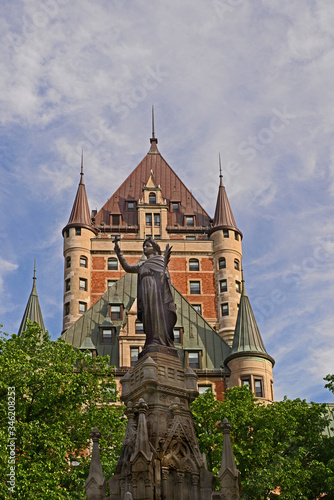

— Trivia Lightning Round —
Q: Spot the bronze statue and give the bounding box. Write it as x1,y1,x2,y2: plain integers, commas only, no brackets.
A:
114,237,177,348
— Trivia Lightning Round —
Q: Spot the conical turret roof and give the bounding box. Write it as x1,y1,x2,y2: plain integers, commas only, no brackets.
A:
210,156,241,236
18,262,46,337
225,276,274,366
63,153,96,235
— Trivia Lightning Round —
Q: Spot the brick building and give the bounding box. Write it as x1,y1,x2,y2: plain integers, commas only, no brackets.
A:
60,122,275,402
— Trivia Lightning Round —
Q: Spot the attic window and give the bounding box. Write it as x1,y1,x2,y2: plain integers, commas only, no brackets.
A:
109,304,123,321
101,329,115,344
65,229,69,238
149,192,156,204
223,229,229,238
127,201,135,212
135,322,144,334
187,351,201,370
76,228,81,236
235,231,239,241
173,328,183,344
172,202,179,212
185,216,194,227
112,214,120,225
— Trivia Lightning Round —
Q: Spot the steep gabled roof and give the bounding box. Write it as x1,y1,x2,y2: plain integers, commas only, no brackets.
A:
225,278,274,366
210,156,241,236
94,138,211,229
63,154,96,235
18,263,45,337
61,268,231,369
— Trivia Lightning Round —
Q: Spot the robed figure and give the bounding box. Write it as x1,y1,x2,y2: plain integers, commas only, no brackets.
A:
114,237,177,348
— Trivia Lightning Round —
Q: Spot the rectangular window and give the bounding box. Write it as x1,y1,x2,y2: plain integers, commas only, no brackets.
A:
127,201,135,212
130,347,139,366
65,229,69,238
223,229,229,238
172,202,179,212
186,216,194,227
79,302,87,314
193,304,202,314
65,302,70,315
101,329,113,344
108,280,117,289
255,379,263,398
110,305,121,320
190,281,201,294
173,328,181,343
220,279,227,293
188,352,200,369
235,231,239,240
108,258,118,270
65,278,70,292
146,213,152,226
221,303,229,316
79,278,87,291
234,259,240,270
219,258,226,269
189,259,199,271
241,377,251,388
80,256,87,267
186,235,196,240
198,385,212,394
112,214,120,225
236,281,241,293
135,322,144,334
76,228,81,236
66,256,71,268
154,214,160,226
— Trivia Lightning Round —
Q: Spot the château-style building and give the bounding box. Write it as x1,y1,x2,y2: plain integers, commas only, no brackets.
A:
57,119,275,403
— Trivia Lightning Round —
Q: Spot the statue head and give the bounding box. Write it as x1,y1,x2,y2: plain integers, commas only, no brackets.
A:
143,237,161,256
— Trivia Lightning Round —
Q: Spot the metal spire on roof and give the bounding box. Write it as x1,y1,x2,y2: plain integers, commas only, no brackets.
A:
219,153,223,187
32,259,37,294
80,150,84,184
149,105,159,152
18,261,46,337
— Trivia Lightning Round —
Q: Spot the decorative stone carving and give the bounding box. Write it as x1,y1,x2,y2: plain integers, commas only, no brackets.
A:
85,427,107,500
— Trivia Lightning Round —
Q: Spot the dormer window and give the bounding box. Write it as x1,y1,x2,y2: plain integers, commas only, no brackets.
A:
223,229,229,238
185,216,194,227
109,303,123,321
149,192,156,204
76,228,81,236
172,202,179,212
127,201,135,212
111,214,120,225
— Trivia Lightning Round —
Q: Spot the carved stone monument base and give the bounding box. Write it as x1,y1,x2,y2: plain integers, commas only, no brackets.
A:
108,351,215,500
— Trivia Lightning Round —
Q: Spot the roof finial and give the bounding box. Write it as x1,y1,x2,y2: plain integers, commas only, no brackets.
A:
33,259,36,281
219,153,223,186
149,106,158,149
152,105,155,139
241,266,246,296
80,150,84,184
32,259,37,294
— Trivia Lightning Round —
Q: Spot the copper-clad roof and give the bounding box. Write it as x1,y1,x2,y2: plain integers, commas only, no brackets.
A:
225,279,275,366
94,139,211,228
18,263,45,337
63,155,96,234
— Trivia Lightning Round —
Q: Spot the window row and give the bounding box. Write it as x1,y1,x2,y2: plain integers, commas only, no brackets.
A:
64,301,87,316
65,227,82,238
222,229,240,241
241,376,264,398
218,257,240,270
146,213,161,226
65,277,88,292
66,255,88,268
219,279,241,293
126,196,180,212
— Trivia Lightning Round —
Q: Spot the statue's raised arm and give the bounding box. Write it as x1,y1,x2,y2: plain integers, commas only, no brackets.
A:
113,237,177,349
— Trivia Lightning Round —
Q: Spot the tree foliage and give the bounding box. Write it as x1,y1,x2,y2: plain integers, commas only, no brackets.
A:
191,385,334,499
0,322,126,499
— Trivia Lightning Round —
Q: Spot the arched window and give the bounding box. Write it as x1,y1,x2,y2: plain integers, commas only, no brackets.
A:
80,256,88,268
219,257,226,269
108,257,118,270
189,259,199,271
149,192,156,204
234,259,240,270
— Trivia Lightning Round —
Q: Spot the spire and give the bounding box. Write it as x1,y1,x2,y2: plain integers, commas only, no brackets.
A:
18,262,45,337
62,156,96,235
85,428,107,499
149,105,159,154
225,273,275,365
210,155,240,235
218,419,240,498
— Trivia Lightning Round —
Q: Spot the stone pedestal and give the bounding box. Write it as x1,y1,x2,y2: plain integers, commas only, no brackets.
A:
108,347,215,500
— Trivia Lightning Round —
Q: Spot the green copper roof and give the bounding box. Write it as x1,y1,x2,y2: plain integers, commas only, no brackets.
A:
226,279,274,366
61,268,231,370
18,263,45,337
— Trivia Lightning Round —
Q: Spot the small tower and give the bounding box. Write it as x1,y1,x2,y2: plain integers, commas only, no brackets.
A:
225,274,275,403
18,261,45,338
62,154,97,332
209,157,242,346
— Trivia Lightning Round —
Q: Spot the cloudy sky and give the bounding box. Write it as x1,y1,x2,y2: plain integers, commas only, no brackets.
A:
1,0,334,403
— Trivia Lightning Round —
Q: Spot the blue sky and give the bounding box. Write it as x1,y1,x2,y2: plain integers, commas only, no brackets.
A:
1,0,333,403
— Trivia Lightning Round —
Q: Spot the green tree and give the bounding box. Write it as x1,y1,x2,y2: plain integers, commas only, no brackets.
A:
191,386,334,499
0,322,126,499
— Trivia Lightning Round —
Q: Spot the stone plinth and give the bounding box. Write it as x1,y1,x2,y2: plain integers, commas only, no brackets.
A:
108,348,215,500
